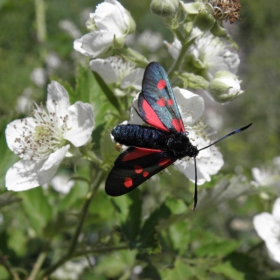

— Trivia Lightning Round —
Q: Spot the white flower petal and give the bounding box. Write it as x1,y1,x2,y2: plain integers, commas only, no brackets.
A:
173,87,204,126
38,145,70,185
74,31,114,58
64,102,94,147
121,68,144,90
253,212,278,242
89,58,118,84
129,93,145,125
47,81,70,115
5,118,36,156
272,198,280,221
165,38,182,60
94,0,130,34
51,173,75,194
5,159,45,191
265,240,280,264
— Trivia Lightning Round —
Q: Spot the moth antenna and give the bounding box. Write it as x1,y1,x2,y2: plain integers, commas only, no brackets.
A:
193,156,198,211
198,123,252,153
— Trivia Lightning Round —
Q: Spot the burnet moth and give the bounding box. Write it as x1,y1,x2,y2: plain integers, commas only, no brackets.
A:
105,62,252,210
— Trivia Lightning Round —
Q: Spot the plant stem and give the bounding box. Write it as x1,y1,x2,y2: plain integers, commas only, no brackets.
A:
34,0,47,43
42,170,105,277
28,251,47,280
168,40,193,79
0,255,20,280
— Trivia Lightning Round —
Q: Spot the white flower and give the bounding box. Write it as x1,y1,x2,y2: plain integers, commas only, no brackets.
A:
89,57,144,96
129,87,223,185
164,38,182,60
138,30,163,52
188,31,240,80
30,68,47,88
52,259,89,280
51,173,75,194
5,81,94,191
59,20,82,39
74,0,135,58
253,197,280,264
252,167,277,188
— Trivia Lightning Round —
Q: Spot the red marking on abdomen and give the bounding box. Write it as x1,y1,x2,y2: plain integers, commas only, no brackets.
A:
172,119,181,132
167,99,173,106
124,177,133,188
134,165,143,173
157,79,166,90
143,171,149,177
158,158,170,166
157,98,166,107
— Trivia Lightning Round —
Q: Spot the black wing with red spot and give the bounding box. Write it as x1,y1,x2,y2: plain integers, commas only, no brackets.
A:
138,62,185,133
105,147,175,196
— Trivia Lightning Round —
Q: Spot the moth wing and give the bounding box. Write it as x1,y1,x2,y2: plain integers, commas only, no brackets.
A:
138,62,185,133
105,147,175,196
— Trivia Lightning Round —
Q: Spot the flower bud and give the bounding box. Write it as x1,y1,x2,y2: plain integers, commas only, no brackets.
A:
150,0,179,18
209,71,244,103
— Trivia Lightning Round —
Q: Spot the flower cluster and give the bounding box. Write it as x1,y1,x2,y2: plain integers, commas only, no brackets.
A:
6,0,245,197
6,82,94,191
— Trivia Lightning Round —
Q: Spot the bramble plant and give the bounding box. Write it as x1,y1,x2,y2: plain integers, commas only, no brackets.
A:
1,0,280,279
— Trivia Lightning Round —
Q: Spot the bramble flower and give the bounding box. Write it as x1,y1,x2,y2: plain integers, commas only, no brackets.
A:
129,88,223,185
253,197,280,264
51,173,75,194
90,57,144,96
188,31,240,80
5,81,94,191
164,38,182,60
74,0,135,58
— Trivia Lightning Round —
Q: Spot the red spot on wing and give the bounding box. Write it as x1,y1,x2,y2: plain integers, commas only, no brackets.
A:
158,158,171,166
124,177,133,188
157,79,166,90
143,171,149,177
141,99,168,132
167,99,174,106
157,98,166,107
122,147,162,162
172,119,181,132
134,165,143,174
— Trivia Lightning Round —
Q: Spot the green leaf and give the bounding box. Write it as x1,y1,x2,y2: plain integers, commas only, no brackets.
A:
160,258,207,280
7,227,26,256
100,128,120,167
93,71,121,114
195,239,240,258
137,203,171,254
112,189,142,245
18,188,53,235
95,250,137,278
0,267,9,280
211,261,245,280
